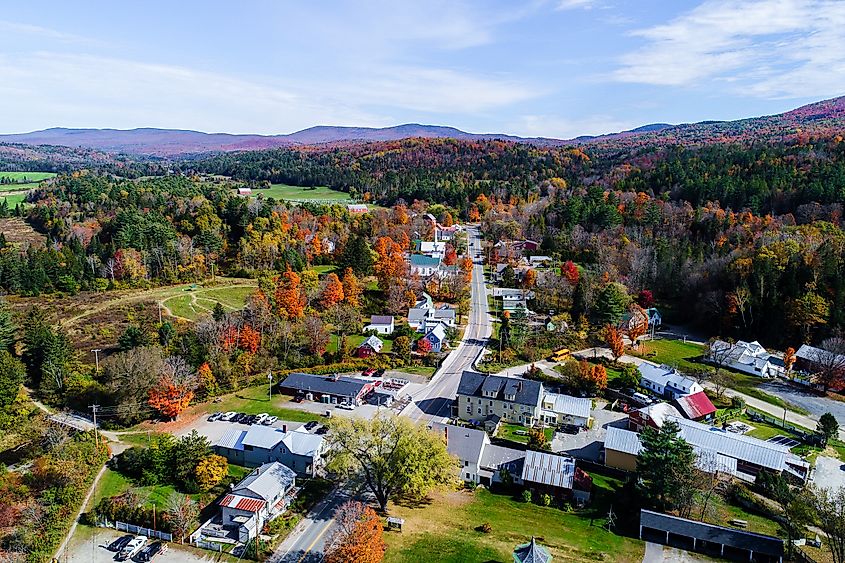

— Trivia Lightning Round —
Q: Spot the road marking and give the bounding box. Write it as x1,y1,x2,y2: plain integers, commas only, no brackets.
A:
297,519,333,563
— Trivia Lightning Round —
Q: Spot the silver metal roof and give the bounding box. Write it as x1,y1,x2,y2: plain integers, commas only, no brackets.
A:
520,450,575,489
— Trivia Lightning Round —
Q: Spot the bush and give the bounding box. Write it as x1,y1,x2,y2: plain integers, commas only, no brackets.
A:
522,490,533,503
476,522,492,533
541,494,552,507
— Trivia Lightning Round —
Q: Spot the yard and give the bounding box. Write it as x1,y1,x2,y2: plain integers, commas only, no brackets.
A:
249,184,352,202
497,422,553,445
327,333,394,354
383,482,644,563
161,284,256,321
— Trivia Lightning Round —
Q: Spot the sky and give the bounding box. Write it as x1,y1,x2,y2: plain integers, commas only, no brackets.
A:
1,0,843,139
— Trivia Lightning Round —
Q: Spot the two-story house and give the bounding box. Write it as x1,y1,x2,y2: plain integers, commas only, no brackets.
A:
638,363,703,399
456,372,544,426
219,462,297,543
215,425,325,477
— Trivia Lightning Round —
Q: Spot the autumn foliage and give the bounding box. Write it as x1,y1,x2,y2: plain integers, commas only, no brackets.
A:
194,454,228,492
239,325,261,354
325,501,385,563
148,376,194,420
604,325,625,361
561,260,579,286
275,269,305,318
341,267,362,307
416,337,432,354
321,272,345,308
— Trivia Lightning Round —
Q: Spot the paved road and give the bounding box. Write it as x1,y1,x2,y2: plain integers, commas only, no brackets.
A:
402,225,493,424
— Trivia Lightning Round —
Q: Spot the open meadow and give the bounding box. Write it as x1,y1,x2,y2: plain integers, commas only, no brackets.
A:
248,183,353,203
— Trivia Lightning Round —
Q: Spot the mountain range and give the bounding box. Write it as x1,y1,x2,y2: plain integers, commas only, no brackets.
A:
0,96,843,156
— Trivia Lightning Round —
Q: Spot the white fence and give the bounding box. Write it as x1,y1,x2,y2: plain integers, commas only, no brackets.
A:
108,520,173,542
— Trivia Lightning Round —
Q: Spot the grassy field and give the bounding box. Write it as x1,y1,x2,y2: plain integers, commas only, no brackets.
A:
327,333,394,354
210,383,322,423
383,485,644,563
250,184,352,202
0,171,56,182
497,422,553,445
0,191,29,206
161,284,256,321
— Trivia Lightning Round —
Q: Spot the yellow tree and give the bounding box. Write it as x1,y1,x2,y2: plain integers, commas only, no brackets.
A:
341,268,362,307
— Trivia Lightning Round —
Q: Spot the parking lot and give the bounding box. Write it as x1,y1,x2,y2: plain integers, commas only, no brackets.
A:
63,527,215,563
551,400,628,461
814,455,845,492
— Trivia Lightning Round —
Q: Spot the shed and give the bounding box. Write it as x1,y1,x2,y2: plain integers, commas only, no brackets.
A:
639,509,783,562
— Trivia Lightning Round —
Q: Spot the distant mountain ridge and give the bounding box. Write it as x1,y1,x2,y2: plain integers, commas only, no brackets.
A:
0,95,843,156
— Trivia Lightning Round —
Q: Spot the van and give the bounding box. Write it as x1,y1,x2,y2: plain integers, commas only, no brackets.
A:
632,392,651,405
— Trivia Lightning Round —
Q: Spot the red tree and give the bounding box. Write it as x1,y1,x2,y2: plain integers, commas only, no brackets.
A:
239,325,261,354
148,377,194,420
561,260,579,286
325,501,385,563
416,337,432,354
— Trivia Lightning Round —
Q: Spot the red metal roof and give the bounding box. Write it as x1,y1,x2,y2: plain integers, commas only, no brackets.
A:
220,494,266,513
674,391,716,420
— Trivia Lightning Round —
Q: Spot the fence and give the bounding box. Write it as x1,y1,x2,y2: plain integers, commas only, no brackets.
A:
745,407,825,445
194,539,224,552
108,520,173,542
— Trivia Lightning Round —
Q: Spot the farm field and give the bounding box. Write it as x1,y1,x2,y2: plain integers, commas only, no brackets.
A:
383,485,644,563
249,183,352,202
161,284,256,321
0,171,56,183
0,191,29,206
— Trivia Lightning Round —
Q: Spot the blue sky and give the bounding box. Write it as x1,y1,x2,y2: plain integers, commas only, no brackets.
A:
1,0,843,138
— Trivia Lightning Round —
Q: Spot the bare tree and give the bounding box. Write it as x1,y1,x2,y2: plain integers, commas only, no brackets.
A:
811,337,845,393
166,493,199,543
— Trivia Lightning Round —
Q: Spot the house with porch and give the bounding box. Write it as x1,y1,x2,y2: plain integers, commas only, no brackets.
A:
540,393,591,428
214,425,325,477
219,462,297,543
708,340,784,378
638,364,703,399
492,287,534,312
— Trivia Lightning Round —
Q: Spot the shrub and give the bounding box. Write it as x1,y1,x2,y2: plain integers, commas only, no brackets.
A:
522,490,533,503
541,494,552,507
476,522,492,533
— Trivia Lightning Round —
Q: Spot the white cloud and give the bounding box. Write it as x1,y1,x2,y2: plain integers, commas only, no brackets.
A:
614,0,845,98
511,114,638,139
556,0,596,10
0,20,93,43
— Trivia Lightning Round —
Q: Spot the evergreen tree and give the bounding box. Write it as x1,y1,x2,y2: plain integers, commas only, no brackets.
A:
637,420,697,512
595,282,630,326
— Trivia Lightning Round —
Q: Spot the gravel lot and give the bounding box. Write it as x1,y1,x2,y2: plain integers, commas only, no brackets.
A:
813,455,845,492
551,400,627,461
759,380,845,423
64,527,217,563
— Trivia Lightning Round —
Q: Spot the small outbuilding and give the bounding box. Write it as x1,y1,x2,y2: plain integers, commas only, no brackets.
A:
513,537,552,563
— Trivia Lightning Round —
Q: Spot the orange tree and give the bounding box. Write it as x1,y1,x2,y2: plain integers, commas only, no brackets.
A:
325,501,385,563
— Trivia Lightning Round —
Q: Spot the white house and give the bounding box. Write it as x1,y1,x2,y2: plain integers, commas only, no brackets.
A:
408,304,456,332
432,423,524,487
423,323,447,353
492,287,534,312
638,364,703,399
708,340,784,378
237,187,252,196
346,204,368,213
418,240,447,259
540,393,592,428
214,426,325,477
528,256,553,268
364,315,395,335
219,462,297,543
409,254,441,277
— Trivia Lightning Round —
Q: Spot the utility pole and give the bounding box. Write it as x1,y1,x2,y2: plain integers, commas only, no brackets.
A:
91,348,101,373
268,371,273,401
89,404,100,448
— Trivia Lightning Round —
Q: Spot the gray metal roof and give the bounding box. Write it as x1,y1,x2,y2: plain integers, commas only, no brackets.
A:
216,428,247,451
233,462,296,502
279,372,370,398
513,537,552,563
369,315,394,325
282,429,324,457
458,371,543,406
480,444,525,472
520,450,575,489
543,393,591,419
242,426,286,449
640,510,783,557
604,426,643,456
670,417,790,471
437,423,487,464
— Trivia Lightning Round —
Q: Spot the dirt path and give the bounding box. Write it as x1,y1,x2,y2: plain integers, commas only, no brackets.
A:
55,464,109,560
61,279,256,327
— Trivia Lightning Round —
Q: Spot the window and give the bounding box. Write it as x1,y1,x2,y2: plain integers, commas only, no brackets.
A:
244,445,253,451
464,461,468,466
489,401,493,406
466,406,471,413
478,408,482,415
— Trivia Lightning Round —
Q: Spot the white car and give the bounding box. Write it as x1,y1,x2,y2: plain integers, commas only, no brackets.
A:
117,536,147,561
337,402,355,411
254,413,269,425
220,411,237,421
262,415,278,426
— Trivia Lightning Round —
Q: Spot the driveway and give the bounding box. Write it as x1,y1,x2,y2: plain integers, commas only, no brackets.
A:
551,400,628,461
643,542,718,563
813,455,845,491
759,380,845,423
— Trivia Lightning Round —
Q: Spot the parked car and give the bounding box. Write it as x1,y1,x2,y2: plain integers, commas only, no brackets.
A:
137,541,168,562
559,424,580,435
207,412,222,422
231,413,245,423
262,415,278,426
243,414,257,425
116,535,147,561
304,421,319,431
361,368,377,377
293,395,304,403
254,413,269,425
108,534,134,552
315,426,328,435
337,402,355,411
220,411,237,421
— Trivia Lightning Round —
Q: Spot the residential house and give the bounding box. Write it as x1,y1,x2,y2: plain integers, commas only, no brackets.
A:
540,393,592,428
434,423,524,486
521,450,592,503
494,262,530,283
364,315,395,335
346,204,368,213
422,323,447,353
493,240,539,261
214,425,324,477
638,364,704,399
409,254,440,277
277,372,374,405
457,372,545,426
528,255,553,268
628,402,683,432
408,303,456,332
795,344,845,380
436,225,460,241
708,340,784,378
417,240,446,259
356,335,383,358
673,391,716,422
604,417,810,482
492,287,534,312
219,462,296,543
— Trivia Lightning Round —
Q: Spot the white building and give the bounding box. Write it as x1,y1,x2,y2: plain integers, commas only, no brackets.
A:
638,364,703,399
419,241,447,259
364,315,395,335
708,340,784,378
540,393,592,428
218,462,296,543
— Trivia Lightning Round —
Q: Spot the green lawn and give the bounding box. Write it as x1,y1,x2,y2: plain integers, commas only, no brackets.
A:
0,192,28,206
496,423,553,445
210,384,322,423
384,486,643,563
251,184,352,202
311,265,337,275
0,171,56,182
161,284,256,321
327,333,393,354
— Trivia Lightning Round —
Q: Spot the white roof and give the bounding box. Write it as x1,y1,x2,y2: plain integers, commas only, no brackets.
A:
543,393,591,419
281,428,324,457
233,462,295,502
639,364,702,394
216,428,248,450
796,344,845,364
361,335,384,352
604,426,643,456
426,323,447,342
712,340,773,371
420,241,446,253
520,450,575,489
670,417,790,471
635,402,682,427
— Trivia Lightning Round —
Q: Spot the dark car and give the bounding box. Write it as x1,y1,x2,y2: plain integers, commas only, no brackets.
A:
315,426,328,435
559,424,580,435
304,421,319,431
231,413,245,423
108,534,134,552
244,414,258,425
293,395,304,403
137,541,168,562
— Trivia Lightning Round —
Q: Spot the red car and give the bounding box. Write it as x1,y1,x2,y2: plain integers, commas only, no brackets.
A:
361,368,377,377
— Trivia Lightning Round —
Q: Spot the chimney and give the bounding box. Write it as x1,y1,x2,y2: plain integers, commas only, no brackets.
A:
282,424,287,433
